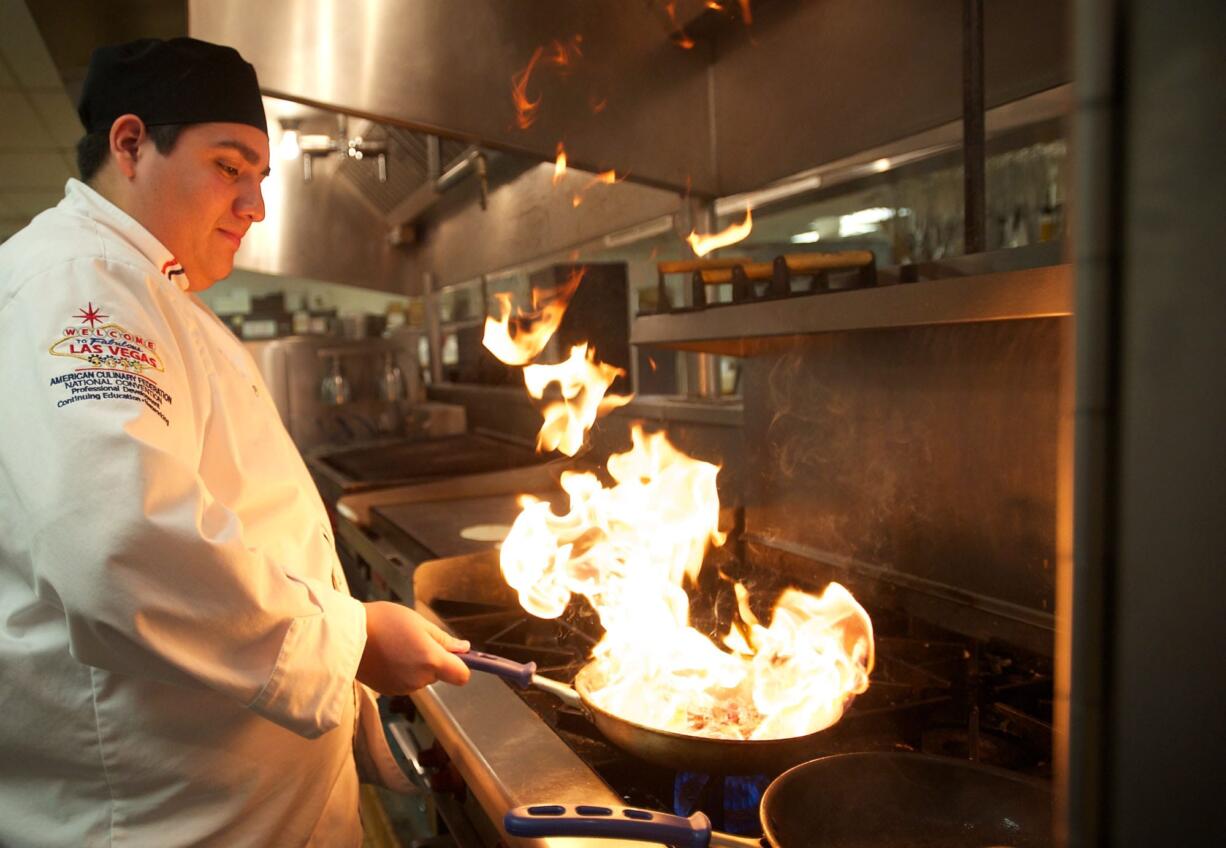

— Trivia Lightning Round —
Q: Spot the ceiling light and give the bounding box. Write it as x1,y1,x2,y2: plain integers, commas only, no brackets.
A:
838,207,897,237
790,230,821,244
277,128,300,161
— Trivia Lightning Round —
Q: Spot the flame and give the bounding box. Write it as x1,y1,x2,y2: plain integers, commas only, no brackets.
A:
706,1,725,10
545,34,583,73
523,343,631,456
664,1,696,49
482,268,584,365
687,208,753,257
491,170,870,740
511,46,545,130
500,424,874,741
553,142,568,186
571,169,620,207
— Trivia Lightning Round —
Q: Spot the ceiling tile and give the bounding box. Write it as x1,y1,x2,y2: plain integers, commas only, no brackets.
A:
0,152,71,188
28,90,82,149
0,90,53,150
1,189,61,217
0,0,62,88
0,53,15,87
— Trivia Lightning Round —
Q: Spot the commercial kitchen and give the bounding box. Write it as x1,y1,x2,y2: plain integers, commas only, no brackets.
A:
1,1,1222,846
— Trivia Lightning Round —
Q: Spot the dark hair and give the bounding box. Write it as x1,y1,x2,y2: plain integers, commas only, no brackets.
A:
75,123,186,183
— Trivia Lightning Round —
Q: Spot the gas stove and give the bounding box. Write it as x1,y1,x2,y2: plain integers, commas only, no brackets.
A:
396,540,1053,847
307,432,545,508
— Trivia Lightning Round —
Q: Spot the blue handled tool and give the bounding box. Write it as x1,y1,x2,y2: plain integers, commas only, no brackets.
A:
457,650,585,707
457,650,537,688
505,803,716,848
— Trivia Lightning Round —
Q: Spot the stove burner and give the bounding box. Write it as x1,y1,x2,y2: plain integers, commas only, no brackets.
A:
428,562,1054,825
674,772,769,836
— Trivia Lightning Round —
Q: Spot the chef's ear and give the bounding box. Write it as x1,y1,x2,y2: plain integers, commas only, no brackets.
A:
108,114,147,179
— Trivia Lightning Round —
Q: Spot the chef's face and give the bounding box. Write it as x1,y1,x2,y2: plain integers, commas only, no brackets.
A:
132,121,270,290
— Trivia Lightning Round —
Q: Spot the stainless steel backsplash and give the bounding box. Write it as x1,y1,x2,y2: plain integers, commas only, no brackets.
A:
740,317,1065,651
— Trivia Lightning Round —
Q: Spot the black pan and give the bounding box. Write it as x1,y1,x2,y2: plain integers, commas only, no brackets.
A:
459,649,854,773
503,752,1053,848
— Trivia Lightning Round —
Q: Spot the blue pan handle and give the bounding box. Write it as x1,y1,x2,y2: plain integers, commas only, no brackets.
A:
458,650,536,689
505,803,712,847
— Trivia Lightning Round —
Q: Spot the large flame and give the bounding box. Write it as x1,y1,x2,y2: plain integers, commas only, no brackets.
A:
501,424,874,741
523,343,631,456
488,201,870,739
688,208,754,257
483,268,584,366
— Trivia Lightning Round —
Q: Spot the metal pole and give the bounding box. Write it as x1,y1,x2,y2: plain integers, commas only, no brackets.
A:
687,203,722,400
962,0,986,254
423,272,444,386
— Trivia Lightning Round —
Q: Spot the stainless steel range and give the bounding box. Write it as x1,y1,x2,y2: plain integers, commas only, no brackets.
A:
332,255,1066,846
338,461,1053,847
385,542,1052,847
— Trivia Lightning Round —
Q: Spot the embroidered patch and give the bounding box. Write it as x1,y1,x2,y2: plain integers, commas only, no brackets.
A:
47,302,173,425
49,302,164,374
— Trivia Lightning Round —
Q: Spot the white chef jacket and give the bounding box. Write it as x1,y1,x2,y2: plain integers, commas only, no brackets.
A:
0,180,398,847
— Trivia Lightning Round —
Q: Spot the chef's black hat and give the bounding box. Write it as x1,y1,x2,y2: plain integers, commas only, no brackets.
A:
78,37,267,136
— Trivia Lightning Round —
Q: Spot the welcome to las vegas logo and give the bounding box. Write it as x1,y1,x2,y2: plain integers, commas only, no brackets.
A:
48,302,165,375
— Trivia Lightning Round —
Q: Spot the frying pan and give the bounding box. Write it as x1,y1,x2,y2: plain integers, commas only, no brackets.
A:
459,649,853,774
502,751,1053,848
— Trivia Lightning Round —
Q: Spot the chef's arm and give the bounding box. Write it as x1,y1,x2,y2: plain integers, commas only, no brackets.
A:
358,602,471,694
27,423,368,739
7,264,362,739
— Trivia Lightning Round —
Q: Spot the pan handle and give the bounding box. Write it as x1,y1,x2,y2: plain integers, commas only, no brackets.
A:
505,804,712,848
457,650,536,688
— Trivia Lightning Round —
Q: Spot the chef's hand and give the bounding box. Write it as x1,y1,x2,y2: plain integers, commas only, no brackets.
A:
357,602,472,694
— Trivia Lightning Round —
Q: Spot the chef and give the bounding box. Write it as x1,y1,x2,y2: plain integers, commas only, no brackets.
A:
0,38,470,847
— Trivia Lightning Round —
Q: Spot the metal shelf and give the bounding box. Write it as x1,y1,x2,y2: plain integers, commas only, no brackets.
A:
632,263,1072,356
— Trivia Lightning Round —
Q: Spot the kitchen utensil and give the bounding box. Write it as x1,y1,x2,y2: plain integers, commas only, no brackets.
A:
504,751,1053,848
319,355,350,405
377,351,405,402
457,650,857,774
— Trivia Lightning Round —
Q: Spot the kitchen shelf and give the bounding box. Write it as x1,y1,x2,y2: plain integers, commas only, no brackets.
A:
631,262,1072,356
437,318,485,333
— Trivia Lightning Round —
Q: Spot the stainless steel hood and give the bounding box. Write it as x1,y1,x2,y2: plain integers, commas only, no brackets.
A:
190,0,716,194
187,0,1071,295
231,99,421,294
190,0,1069,199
